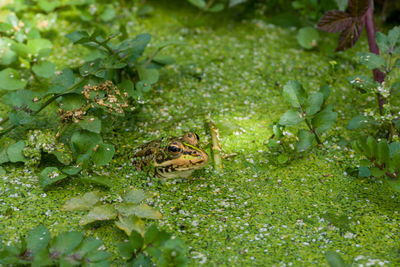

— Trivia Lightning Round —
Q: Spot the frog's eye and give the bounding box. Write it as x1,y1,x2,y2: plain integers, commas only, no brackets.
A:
168,145,181,153
183,132,199,145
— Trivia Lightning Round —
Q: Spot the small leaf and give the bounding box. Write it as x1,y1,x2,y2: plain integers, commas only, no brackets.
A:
347,115,377,130
9,110,33,126
376,32,389,53
387,25,400,47
366,136,377,158
358,166,371,177
73,237,103,258
209,3,224,12
277,154,289,164
279,110,303,126
387,179,400,192
80,205,117,226
297,27,320,49
39,167,68,189
123,189,149,204
296,130,314,152
188,0,207,9
137,66,159,85
347,75,378,92
7,140,27,162
32,61,55,78
370,167,385,177
326,251,348,267
92,144,115,166
282,80,306,108
0,68,27,90
26,226,51,255
311,105,337,134
61,191,104,211
319,85,330,101
58,93,86,111
65,30,90,43
117,203,162,220
115,215,145,237
70,130,102,155
335,21,363,51
77,116,102,134
377,139,390,166
357,52,385,70
62,165,82,175
80,175,112,188
50,231,83,255
118,79,135,97
136,81,151,92
348,0,369,17
305,92,324,116
100,4,116,22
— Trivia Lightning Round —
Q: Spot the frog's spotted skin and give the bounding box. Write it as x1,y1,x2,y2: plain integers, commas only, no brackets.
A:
132,132,209,178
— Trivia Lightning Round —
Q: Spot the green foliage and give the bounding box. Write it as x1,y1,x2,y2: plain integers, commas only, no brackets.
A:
62,189,161,235
118,224,188,267
326,251,349,267
270,81,337,156
296,26,320,49
0,225,110,266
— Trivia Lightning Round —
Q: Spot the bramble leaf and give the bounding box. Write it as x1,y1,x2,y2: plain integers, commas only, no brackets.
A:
335,21,363,51
348,0,369,17
317,11,352,33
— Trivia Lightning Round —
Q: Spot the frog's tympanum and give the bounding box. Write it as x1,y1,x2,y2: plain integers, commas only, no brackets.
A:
132,132,209,178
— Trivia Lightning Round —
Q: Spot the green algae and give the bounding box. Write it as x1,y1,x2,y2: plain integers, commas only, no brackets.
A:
1,1,400,266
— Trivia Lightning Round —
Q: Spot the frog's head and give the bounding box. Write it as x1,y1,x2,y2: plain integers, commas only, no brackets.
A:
154,132,209,178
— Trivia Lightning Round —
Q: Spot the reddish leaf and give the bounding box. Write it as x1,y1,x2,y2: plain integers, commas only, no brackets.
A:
317,11,352,33
335,20,364,51
348,0,369,17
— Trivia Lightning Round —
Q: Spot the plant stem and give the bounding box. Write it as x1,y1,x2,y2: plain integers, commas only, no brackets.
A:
143,48,160,68
304,118,322,145
372,160,397,180
364,0,386,113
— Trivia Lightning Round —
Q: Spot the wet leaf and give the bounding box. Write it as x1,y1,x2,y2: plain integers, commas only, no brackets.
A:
61,191,104,211
115,215,145,236
123,189,149,204
80,205,117,225
0,68,27,90
116,203,162,220
39,167,68,189
50,231,83,255
7,140,27,162
26,226,50,255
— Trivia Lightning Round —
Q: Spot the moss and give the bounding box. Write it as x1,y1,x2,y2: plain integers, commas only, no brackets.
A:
1,1,400,266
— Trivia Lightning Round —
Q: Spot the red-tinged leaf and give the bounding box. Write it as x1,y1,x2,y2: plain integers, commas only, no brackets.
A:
317,11,352,33
348,0,369,17
335,20,363,51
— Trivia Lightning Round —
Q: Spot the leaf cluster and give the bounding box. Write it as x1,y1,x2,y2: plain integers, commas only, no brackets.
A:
118,224,188,267
62,189,162,235
271,81,337,153
0,225,110,266
187,0,247,13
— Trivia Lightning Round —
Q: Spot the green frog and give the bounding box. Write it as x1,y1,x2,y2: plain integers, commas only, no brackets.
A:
132,132,209,178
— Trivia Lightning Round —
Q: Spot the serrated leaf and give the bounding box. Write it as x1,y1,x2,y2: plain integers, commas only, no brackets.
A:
305,92,324,116
78,116,101,134
317,11,352,33
80,205,117,226
26,226,50,255
50,231,83,255
115,215,145,237
80,175,112,188
0,68,27,90
92,144,115,166
32,61,55,78
347,115,377,130
348,0,369,17
358,52,385,70
61,191,104,211
279,110,303,126
297,27,320,49
116,203,162,219
7,140,27,162
296,130,314,152
312,105,337,134
39,167,68,189
335,21,363,52
282,80,306,108
326,250,348,267
123,189,149,204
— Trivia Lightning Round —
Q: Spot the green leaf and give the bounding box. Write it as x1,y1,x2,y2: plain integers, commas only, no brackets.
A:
118,229,144,258
73,237,103,258
80,205,117,226
100,4,116,22
32,61,55,78
118,79,135,98
71,130,102,155
123,189,149,204
92,144,115,166
49,68,75,93
80,175,112,188
335,0,348,10
2,89,43,111
377,139,390,166
9,110,34,126
49,150,71,166
209,3,224,12
79,59,101,76
138,4,154,16
58,93,86,111
188,0,207,9
357,52,386,70
61,191,104,211
297,27,320,49
27,38,52,58
0,37,17,65
85,250,110,263
366,136,378,158
277,154,289,164
279,110,303,126
282,80,306,108
77,116,102,134
65,30,90,43
37,0,61,12
26,226,50,255
122,33,151,61
358,166,371,177
136,80,152,92
311,105,337,134
7,140,27,162
116,203,162,220
305,92,324,116
137,66,159,84
50,231,83,255
326,251,347,267
348,75,379,92
296,130,314,152
62,165,82,175
376,32,389,53
389,142,400,156
0,166,5,175
152,55,175,65
371,167,385,177
144,224,161,245
319,85,330,101
0,68,27,90
388,26,400,49
39,167,68,189
115,215,145,237
347,115,377,130
387,179,400,192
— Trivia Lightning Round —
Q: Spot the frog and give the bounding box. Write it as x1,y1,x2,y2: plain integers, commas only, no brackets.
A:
132,132,209,179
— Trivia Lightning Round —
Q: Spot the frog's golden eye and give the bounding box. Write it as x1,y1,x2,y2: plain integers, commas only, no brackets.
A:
168,145,181,153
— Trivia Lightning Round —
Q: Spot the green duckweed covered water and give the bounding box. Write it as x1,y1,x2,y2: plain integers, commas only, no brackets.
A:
0,1,399,266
